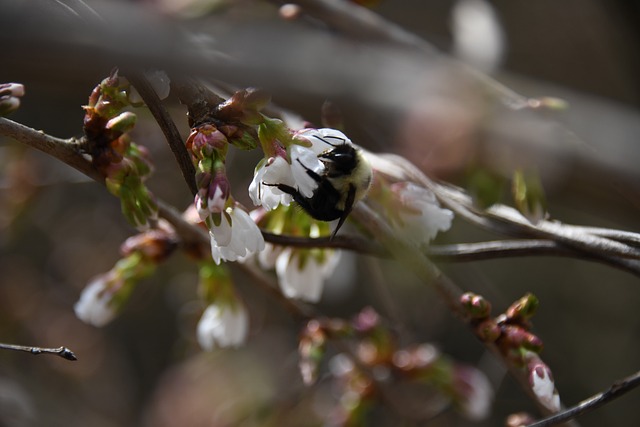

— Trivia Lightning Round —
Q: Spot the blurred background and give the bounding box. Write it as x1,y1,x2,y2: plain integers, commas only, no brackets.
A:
1,0,639,426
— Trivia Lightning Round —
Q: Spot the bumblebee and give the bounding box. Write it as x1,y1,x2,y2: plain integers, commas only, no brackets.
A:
270,132,373,238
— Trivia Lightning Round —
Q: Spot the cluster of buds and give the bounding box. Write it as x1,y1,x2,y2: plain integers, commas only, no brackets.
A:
299,307,493,425
82,71,158,228
186,124,231,221
0,82,25,116
460,292,560,412
181,88,276,265
74,228,177,326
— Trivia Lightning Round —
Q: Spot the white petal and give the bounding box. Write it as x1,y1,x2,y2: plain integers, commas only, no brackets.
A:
248,164,267,206
296,128,352,155
74,277,118,327
290,145,322,198
197,304,249,350
276,249,324,302
208,186,226,212
397,184,454,245
258,243,283,270
249,157,295,210
460,367,493,420
209,208,265,264
210,214,232,246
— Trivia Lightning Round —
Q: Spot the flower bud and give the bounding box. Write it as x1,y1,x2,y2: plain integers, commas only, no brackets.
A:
506,293,539,323
527,356,560,412
106,111,137,135
501,325,543,353
475,318,501,342
0,82,25,116
186,124,228,162
460,292,492,319
120,229,177,263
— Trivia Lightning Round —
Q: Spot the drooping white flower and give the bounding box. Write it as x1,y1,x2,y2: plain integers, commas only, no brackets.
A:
249,156,295,210
529,359,560,412
393,183,454,245
452,0,505,72
257,243,284,270
454,365,494,420
275,247,341,302
197,303,249,350
74,274,119,327
209,207,265,264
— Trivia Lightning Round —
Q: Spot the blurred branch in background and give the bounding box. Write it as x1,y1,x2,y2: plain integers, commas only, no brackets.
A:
1,0,639,426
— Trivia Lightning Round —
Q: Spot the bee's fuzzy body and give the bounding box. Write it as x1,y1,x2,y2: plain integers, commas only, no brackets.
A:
272,135,372,237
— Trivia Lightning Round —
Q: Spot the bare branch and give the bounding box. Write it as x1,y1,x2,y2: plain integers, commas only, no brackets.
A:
0,342,77,361
0,117,101,181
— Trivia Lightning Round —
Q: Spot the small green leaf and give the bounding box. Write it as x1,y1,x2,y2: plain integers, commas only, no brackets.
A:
512,169,547,223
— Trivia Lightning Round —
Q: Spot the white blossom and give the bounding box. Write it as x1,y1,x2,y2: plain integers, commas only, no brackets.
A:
249,156,295,210
74,275,118,327
530,361,560,412
197,303,249,350
452,0,505,72
456,366,493,420
275,247,341,302
395,183,454,245
209,207,265,264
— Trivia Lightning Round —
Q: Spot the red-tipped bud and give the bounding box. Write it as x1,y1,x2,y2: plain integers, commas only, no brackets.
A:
460,292,492,319
501,325,543,353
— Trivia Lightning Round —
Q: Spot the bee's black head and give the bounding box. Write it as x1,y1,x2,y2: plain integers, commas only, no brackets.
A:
320,144,358,176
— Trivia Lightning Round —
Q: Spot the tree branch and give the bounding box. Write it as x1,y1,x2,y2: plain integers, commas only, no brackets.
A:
125,71,198,196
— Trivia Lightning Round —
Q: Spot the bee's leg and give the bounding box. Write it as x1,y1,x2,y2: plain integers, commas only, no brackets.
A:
262,182,297,196
331,183,356,240
295,158,324,184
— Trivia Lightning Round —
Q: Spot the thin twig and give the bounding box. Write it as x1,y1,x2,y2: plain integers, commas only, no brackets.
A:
125,71,198,196
526,369,640,427
0,342,77,361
